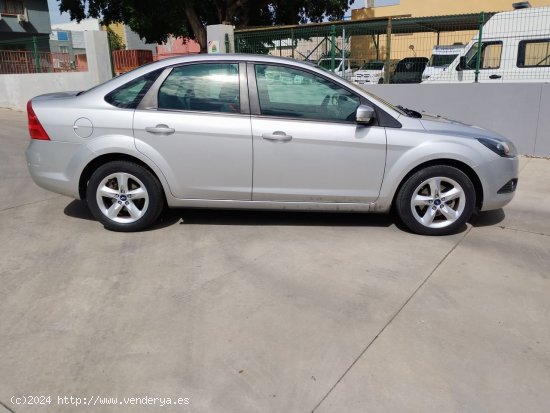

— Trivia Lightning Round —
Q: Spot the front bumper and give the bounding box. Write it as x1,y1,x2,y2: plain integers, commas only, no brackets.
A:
474,155,519,211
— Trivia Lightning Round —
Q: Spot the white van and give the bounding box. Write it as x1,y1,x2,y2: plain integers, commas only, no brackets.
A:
421,44,465,82
424,6,550,83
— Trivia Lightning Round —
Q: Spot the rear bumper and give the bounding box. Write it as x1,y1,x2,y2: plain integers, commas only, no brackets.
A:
26,140,91,199
474,155,519,211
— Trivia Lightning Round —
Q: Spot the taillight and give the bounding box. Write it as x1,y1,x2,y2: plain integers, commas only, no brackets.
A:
27,100,50,141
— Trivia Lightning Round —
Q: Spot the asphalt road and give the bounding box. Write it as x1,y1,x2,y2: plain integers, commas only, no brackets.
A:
1,108,549,413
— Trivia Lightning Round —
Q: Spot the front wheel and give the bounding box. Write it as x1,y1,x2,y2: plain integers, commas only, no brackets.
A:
86,161,164,232
395,165,476,235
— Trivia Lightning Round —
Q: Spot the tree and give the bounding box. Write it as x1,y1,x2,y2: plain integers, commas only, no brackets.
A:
106,27,125,50
57,0,354,52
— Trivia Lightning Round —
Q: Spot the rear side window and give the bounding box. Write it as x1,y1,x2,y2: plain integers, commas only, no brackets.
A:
105,69,163,109
517,39,550,67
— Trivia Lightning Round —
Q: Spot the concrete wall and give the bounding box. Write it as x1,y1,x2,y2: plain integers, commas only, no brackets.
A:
123,26,157,55
364,83,550,156
0,31,112,110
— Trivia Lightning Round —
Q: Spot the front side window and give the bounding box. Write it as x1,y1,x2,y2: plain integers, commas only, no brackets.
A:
464,41,502,70
255,64,360,122
158,63,240,113
105,69,162,109
517,39,550,67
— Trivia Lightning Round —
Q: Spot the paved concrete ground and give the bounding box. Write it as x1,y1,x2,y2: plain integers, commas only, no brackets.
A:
0,108,549,413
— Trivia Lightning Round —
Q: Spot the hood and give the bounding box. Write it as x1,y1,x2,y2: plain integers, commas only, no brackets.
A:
419,113,505,140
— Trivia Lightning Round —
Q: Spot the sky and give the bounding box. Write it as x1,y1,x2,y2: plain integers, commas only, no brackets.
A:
47,0,400,25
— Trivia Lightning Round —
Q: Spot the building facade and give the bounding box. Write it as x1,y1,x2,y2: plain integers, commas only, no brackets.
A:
355,0,550,19
351,0,550,62
0,0,51,51
52,18,157,56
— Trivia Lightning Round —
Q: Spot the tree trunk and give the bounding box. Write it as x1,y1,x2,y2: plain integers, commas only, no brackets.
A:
185,7,208,53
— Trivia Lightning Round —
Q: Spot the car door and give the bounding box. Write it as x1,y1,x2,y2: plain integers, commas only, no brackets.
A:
133,62,252,200
458,41,504,82
249,63,386,203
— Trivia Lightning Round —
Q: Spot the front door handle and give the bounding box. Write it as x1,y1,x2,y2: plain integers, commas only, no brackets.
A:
262,131,292,142
489,74,502,79
145,124,175,135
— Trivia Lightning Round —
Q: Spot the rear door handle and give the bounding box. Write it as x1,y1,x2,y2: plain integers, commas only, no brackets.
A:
262,131,292,142
489,74,502,79
145,124,175,135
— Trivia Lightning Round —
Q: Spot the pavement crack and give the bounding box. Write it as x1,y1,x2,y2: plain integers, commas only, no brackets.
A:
0,399,15,413
498,225,550,237
0,196,63,213
311,227,473,413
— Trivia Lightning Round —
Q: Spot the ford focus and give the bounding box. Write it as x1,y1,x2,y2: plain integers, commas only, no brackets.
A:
25,54,518,235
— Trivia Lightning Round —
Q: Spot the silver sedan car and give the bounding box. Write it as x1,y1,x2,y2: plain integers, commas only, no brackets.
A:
26,54,518,235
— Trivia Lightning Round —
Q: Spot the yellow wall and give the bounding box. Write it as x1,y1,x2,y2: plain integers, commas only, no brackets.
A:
352,0,550,19
101,23,127,45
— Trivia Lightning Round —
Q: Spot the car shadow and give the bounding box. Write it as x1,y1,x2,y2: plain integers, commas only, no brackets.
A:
64,200,95,221
63,200,394,229
172,208,394,228
470,209,506,228
64,200,499,233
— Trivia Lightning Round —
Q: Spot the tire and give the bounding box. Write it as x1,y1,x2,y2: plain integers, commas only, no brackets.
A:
86,161,164,232
395,165,476,236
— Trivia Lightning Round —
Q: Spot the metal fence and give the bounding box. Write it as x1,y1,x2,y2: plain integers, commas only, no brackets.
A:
0,36,86,74
234,7,550,84
112,49,153,75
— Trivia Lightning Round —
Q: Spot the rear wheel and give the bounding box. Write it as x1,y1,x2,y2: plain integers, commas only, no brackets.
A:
86,161,164,232
395,165,475,235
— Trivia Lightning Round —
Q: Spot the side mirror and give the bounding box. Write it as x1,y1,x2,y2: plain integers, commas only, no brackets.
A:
356,104,375,125
456,56,467,71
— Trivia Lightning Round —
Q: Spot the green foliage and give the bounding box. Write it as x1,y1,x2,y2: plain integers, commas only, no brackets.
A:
106,27,125,50
56,0,354,50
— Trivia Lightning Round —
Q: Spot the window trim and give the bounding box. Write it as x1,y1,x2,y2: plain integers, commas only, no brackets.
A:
517,38,550,68
138,61,248,115
463,41,503,71
104,68,163,109
248,62,373,125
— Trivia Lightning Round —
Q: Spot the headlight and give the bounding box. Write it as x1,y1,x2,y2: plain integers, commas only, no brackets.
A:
477,137,517,158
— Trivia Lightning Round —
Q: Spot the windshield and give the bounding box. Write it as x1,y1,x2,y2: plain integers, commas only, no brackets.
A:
428,54,459,67
395,59,427,73
360,62,384,70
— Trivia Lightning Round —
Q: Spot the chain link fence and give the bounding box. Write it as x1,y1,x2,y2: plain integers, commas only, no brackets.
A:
234,7,550,84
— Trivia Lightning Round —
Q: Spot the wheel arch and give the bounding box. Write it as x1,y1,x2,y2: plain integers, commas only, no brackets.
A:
391,159,484,211
79,153,167,201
